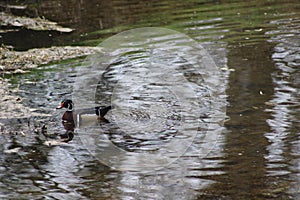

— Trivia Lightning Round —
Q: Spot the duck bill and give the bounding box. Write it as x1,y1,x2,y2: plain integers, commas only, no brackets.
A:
56,103,64,109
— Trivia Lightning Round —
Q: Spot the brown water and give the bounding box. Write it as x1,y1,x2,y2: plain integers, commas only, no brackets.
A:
0,0,300,199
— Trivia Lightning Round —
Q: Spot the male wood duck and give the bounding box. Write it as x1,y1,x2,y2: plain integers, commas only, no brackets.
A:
56,99,112,125
56,99,75,126
41,99,112,145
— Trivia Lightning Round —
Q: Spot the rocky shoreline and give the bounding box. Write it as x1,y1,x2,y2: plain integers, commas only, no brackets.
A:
0,8,103,74
0,45,102,74
0,45,104,121
0,11,73,32
0,8,105,122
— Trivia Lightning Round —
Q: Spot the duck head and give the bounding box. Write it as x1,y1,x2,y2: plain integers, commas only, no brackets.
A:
56,99,74,111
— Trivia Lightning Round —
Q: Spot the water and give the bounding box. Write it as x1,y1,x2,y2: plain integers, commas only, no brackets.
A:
0,0,300,199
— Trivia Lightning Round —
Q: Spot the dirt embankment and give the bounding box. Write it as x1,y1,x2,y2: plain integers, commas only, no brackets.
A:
0,9,102,74
0,11,73,32
0,46,102,74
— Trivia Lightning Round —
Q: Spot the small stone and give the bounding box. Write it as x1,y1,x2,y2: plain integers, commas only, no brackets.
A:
259,90,264,95
265,102,276,106
14,69,25,73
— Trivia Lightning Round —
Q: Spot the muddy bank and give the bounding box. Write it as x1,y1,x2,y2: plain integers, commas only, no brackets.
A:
0,11,73,32
0,46,102,74
0,9,102,74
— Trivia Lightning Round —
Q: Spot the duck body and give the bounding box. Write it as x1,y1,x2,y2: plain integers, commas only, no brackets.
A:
62,111,74,123
56,99,76,129
42,99,112,145
57,99,112,127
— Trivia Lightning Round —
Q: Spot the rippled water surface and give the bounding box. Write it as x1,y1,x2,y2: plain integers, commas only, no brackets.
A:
0,0,300,199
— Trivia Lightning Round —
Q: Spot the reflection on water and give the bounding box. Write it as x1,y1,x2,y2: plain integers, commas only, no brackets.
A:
0,0,300,199
266,17,300,197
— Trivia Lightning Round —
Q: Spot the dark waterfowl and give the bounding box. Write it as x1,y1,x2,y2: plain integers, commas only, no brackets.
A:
39,98,76,144
56,99,75,126
56,98,112,124
41,99,111,145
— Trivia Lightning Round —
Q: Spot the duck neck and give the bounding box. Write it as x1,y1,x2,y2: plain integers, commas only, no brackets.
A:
66,108,73,112
67,103,74,111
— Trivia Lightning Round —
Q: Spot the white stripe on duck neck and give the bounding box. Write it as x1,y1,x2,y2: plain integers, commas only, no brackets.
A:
67,103,74,111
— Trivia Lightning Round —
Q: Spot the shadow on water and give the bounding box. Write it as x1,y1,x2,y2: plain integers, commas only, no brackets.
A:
0,0,300,199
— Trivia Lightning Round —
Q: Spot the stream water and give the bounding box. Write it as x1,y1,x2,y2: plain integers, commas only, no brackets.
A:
0,0,299,199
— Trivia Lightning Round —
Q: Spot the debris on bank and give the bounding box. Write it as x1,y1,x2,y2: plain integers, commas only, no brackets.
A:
0,10,104,74
0,12,73,32
0,46,103,74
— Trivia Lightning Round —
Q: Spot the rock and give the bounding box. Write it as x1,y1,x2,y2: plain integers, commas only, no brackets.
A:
13,69,27,74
